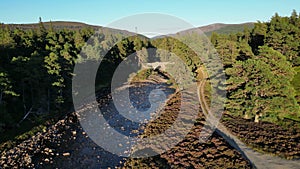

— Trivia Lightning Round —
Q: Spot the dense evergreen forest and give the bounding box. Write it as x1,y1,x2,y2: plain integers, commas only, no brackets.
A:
1,10,300,140
213,10,300,123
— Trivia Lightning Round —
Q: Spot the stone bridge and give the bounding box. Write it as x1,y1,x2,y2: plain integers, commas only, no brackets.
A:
141,62,174,71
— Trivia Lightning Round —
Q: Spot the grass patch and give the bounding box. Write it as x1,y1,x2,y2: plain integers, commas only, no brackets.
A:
0,116,56,153
131,68,154,82
0,104,71,153
204,81,212,105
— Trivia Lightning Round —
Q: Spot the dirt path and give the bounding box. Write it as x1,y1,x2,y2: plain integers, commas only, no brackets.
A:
197,77,300,169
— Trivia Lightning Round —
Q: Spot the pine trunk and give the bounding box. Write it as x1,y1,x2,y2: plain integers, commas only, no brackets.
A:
254,114,260,123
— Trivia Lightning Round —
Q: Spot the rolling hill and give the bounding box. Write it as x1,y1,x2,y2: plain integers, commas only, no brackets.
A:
2,21,254,37
198,22,254,35
2,21,100,30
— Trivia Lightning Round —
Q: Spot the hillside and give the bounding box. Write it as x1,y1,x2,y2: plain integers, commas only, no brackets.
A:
198,22,254,35
2,21,100,30
1,21,139,39
2,21,254,37
153,22,255,39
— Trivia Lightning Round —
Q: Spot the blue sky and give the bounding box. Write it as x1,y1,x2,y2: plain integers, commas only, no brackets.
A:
1,0,300,27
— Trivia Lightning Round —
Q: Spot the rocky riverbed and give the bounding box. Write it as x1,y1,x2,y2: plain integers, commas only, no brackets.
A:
0,80,252,168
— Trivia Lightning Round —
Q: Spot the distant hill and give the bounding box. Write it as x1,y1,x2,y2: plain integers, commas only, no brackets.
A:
153,22,255,39
2,21,101,30
199,22,255,36
1,21,144,40
2,21,254,38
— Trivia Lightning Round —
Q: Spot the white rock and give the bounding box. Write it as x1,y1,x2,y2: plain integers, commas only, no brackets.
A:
62,152,70,156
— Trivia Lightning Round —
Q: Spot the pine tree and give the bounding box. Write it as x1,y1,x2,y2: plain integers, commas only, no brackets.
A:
226,46,300,122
